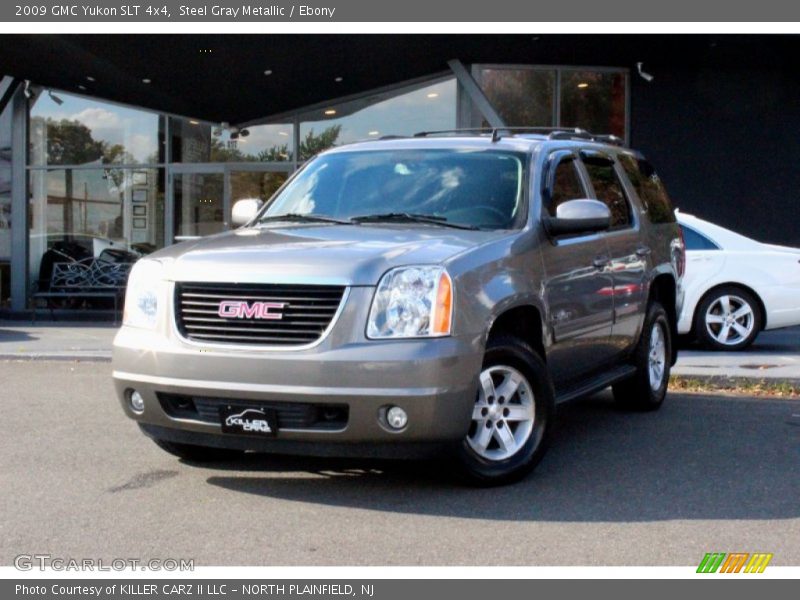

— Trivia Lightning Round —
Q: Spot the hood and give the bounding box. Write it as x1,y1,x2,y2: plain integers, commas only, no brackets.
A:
153,224,510,285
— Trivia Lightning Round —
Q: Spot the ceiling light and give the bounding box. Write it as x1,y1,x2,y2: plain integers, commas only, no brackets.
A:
77,85,87,91
264,69,273,76
426,92,439,98
335,76,343,82
142,78,151,84
189,120,200,125
278,131,289,136
86,76,95,82
47,90,64,105
577,82,589,88
368,131,379,136
324,109,337,116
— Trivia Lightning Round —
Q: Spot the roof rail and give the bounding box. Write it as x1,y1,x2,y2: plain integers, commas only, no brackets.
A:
413,128,496,138
412,127,625,146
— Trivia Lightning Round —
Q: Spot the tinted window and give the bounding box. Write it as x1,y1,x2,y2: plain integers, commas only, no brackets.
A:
618,154,675,224
478,68,555,128
262,149,525,230
583,155,632,228
545,157,585,216
560,71,627,139
680,225,719,251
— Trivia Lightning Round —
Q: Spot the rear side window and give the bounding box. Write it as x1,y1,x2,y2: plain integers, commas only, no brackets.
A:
619,154,676,224
680,224,719,250
582,154,632,229
545,156,585,216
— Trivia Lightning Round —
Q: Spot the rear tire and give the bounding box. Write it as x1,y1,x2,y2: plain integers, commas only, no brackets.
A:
613,302,671,411
694,286,762,351
152,438,244,462
457,334,554,486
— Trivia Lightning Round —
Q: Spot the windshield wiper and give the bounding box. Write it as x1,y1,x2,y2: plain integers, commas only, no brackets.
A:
257,213,353,225
350,212,479,230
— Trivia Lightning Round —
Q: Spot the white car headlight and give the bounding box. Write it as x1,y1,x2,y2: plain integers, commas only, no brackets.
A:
123,259,165,329
367,266,453,339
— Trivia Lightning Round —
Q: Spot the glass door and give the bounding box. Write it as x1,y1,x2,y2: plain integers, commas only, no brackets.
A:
171,167,225,242
169,164,292,244
229,169,289,208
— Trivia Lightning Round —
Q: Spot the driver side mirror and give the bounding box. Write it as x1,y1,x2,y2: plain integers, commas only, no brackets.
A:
231,198,263,227
543,199,611,236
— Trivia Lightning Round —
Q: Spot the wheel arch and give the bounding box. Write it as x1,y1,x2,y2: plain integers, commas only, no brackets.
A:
648,273,678,365
486,304,546,362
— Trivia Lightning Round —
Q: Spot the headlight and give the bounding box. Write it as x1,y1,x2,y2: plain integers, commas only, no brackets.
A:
367,266,453,339
123,259,164,329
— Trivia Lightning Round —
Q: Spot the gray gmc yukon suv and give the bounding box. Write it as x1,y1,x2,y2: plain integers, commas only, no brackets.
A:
114,128,684,485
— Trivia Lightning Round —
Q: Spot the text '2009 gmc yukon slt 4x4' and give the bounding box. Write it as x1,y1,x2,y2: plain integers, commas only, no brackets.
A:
114,128,685,485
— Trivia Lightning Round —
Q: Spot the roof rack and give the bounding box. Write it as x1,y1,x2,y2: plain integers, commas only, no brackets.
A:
412,127,625,146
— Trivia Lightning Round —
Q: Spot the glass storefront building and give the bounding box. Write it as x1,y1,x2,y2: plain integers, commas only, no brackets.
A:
0,64,628,312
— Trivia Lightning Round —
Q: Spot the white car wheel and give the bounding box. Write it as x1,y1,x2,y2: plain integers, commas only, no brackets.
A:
695,287,762,351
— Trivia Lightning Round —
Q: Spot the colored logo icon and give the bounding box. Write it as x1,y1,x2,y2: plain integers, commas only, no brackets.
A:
696,552,773,573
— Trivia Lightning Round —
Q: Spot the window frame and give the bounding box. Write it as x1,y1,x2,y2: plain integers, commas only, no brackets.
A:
541,149,589,220
679,223,721,251
578,149,635,232
617,153,676,225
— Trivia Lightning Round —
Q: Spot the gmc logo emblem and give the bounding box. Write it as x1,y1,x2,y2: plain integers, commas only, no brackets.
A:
218,301,286,320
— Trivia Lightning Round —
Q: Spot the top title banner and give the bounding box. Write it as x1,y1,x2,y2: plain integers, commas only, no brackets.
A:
5,0,800,22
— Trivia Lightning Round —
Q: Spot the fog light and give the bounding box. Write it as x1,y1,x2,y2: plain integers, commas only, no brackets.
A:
129,390,145,413
386,406,408,430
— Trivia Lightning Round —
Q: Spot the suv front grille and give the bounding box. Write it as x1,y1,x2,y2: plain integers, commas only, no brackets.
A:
174,282,346,346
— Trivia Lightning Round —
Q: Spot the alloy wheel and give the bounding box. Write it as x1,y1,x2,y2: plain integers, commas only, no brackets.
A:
648,321,667,391
466,365,535,461
704,294,755,346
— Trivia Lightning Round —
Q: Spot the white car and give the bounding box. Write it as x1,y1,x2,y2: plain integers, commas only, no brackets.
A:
677,211,800,350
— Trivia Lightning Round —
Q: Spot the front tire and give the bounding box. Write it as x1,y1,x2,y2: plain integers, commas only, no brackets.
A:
613,302,671,411
694,286,762,351
152,438,244,462
457,334,554,486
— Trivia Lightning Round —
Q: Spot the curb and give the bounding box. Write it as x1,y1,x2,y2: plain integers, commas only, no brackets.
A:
671,373,800,388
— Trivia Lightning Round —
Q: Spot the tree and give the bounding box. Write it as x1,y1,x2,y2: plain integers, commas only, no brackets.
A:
256,144,290,162
44,118,105,165
41,118,135,165
209,137,248,162
298,125,342,161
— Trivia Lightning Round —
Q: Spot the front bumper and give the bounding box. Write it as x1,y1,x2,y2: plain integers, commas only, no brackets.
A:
113,288,483,451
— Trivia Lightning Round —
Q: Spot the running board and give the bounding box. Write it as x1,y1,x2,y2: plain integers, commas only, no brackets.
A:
555,365,637,404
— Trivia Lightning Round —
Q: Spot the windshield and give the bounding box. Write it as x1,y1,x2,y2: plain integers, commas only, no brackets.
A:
258,149,527,230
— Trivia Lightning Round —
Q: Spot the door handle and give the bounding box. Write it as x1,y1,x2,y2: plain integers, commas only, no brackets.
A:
636,245,652,257
593,255,610,269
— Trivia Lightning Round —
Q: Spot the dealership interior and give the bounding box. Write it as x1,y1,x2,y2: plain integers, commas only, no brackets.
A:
0,34,798,314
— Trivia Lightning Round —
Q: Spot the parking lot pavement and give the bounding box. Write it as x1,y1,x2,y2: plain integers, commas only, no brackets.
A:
674,326,800,381
2,360,798,567
0,321,116,360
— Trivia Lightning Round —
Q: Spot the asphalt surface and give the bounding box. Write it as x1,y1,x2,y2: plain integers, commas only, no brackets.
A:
1,360,798,567
676,326,800,381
